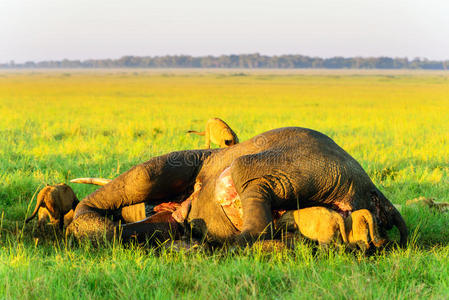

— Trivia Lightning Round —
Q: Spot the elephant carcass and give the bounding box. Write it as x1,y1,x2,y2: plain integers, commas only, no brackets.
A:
67,127,408,246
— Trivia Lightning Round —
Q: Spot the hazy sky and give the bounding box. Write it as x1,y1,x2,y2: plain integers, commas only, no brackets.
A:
1,0,448,63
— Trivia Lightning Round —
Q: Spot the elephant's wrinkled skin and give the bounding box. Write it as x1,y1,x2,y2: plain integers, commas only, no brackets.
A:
68,127,408,245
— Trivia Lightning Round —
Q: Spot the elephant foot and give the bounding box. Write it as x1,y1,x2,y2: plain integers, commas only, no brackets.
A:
66,212,117,245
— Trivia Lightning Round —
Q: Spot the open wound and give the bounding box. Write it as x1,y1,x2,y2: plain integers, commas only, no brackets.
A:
215,167,244,230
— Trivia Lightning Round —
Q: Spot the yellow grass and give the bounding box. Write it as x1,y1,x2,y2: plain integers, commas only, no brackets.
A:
0,69,449,298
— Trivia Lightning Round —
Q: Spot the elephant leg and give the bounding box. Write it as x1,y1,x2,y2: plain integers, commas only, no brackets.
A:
67,150,210,242
235,180,274,245
230,152,290,246
120,211,182,243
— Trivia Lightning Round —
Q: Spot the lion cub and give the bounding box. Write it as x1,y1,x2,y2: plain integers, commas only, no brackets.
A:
187,118,239,148
26,183,79,230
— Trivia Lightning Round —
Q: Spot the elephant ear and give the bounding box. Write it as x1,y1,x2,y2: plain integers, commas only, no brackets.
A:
230,150,284,190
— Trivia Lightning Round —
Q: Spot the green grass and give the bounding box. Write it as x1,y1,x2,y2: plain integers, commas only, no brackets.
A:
1,69,449,299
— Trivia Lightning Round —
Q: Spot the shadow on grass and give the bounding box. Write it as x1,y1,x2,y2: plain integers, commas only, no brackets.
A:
2,205,449,261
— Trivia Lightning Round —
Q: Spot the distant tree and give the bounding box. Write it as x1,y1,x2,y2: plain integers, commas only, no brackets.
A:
1,54,447,70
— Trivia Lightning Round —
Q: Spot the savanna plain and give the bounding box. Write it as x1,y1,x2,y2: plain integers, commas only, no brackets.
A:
0,69,448,299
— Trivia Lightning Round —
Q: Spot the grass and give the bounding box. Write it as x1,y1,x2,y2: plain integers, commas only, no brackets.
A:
0,69,448,299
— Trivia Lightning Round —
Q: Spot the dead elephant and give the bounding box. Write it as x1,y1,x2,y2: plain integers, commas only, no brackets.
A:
67,127,408,246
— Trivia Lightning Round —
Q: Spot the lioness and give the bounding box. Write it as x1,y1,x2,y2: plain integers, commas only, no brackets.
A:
26,183,79,230
187,118,239,148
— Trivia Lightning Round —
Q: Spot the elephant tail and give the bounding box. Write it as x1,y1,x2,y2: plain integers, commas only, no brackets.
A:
337,215,348,243
187,130,205,136
26,187,48,223
70,178,112,186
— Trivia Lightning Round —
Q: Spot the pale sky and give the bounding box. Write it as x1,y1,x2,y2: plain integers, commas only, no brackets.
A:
1,0,448,63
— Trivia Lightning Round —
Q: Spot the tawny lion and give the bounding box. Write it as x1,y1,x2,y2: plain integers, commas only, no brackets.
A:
187,118,239,148
345,209,386,251
290,207,348,245
406,196,449,212
278,207,385,250
26,183,79,230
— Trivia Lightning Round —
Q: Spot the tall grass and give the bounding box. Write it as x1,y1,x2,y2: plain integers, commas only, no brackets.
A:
0,70,448,299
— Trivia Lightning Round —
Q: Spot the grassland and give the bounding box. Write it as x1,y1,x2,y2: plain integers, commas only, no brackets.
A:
0,69,448,299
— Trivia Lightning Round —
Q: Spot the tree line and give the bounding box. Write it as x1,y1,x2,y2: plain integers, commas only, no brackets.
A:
2,54,448,69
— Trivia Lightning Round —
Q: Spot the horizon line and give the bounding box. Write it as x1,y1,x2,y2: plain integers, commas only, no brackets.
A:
3,53,449,65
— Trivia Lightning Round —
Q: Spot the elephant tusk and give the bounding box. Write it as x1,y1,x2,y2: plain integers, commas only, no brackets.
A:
70,178,112,186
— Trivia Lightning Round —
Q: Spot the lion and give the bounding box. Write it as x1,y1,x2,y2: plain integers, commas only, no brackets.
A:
406,196,449,212
345,209,386,251
187,118,239,148
26,183,79,230
277,207,385,250
277,207,348,246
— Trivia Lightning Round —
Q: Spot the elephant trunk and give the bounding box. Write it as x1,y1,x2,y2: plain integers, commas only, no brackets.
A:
374,190,408,246
382,196,408,246
392,205,408,246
